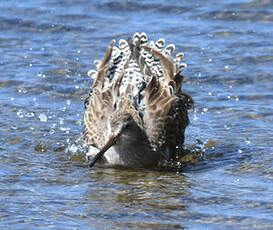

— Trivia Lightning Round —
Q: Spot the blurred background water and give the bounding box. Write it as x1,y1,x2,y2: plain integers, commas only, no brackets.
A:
0,0,273,229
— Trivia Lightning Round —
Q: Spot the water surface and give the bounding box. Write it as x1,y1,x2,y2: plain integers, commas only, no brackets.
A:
0,0,273,229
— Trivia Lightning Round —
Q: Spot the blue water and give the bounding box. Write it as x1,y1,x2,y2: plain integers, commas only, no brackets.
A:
0,0,273,229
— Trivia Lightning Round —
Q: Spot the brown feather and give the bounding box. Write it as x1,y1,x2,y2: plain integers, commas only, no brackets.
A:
99,40,115,69
84,33,193,166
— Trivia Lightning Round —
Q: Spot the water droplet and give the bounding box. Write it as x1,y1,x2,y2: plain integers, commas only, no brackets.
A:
66,100,71,105
25,112,34,118
224,125,230,130
68,144,78,153
49,129,55,135
60,127,70,131
17,110,24,118
59,118,64,125
18,88,27,94
225,65,229,69
39,113,48,122
193,115,199,121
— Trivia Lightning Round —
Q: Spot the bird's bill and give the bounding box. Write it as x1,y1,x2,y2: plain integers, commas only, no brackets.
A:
88,134,118,168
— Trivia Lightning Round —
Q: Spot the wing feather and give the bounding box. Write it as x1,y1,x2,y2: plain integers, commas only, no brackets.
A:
84,32,193,163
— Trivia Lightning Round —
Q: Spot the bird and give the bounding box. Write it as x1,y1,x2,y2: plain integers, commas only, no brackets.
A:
83,32,193,168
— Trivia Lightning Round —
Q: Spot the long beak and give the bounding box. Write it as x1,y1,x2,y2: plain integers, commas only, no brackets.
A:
88,134,118,168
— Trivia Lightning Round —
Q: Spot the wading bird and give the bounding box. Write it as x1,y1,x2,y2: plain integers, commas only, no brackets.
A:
84,32,193,167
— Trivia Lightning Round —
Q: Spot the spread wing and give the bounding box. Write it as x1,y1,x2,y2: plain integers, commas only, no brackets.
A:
143,75,176,152
142,43,193,157
84,40,143,149
84,41,117,149
84,32,193,161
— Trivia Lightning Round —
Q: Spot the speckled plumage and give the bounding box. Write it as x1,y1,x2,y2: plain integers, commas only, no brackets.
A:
84,32,193,167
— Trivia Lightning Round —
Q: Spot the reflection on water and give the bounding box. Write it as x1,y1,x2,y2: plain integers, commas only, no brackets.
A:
0,0,273,229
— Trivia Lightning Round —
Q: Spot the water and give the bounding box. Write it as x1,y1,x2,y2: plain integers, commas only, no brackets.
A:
1,0,273,229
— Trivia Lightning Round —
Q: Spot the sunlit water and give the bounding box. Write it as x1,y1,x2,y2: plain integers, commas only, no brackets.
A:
0,0,273,229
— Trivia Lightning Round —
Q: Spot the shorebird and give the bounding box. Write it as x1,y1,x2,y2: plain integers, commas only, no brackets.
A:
84,32,193,167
